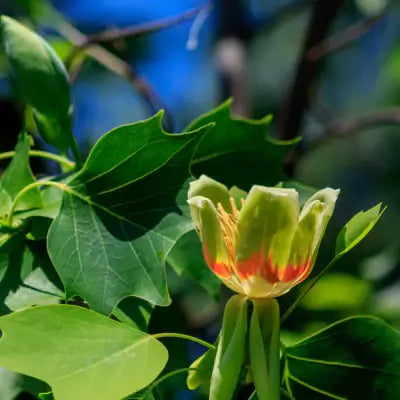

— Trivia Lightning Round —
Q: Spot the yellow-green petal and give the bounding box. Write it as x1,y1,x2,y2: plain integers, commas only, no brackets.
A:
187,196,230,277
235,186,299,272
188,175,232,212
287,188,339,282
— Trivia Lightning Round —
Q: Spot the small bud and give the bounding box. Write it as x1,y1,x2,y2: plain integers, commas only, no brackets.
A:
1,16,73,150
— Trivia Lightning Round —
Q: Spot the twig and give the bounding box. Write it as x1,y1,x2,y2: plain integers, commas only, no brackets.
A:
29,1,178,130
80,2,211,48
58,15,174,130
307,108,400,151
307,11,388,62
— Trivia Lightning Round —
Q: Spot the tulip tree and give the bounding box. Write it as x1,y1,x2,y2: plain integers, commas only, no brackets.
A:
0,14,395,400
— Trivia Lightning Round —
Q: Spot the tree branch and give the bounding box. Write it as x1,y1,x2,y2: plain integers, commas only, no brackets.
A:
275,0,345,142
32,1,180,130
307,108,400,152
79,2,211,48
306,10,388,62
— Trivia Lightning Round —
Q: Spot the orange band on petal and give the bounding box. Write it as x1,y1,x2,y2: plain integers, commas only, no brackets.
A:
281,260,312,283
236,251,281,284
236,251,263,279
202,245,231,278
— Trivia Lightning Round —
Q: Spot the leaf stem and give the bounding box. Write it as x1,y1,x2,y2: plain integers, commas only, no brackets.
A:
7,180,68,225
0,150,75,169
152,332,216,350
149,367,198,390
280,257,339,324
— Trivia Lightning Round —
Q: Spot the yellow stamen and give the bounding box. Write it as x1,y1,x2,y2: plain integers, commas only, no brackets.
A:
217,197,245,266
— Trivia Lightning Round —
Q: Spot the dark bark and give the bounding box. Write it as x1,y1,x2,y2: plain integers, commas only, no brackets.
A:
276,0,345,141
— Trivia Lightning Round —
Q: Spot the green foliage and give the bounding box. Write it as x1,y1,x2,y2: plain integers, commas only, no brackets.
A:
188,99,299,190
0,132,42,214
47,113,208,314
187,338,218,390
0,305,168,400
283,317,400,399
335,203,385,257
0,15,394,400
0,16,73,151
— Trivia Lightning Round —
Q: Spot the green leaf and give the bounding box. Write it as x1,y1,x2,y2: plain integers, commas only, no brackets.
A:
113,296,154,331
127,388,156,399
0,188,12,218
47,113,208,314
0,16,70,120
0,235,63,315
0,132,42,214
283,316,400,399
4,265,64,311
0,367,49,400
0,232,26,287
187,338,218,390
167,230,221,298
210,295,248,400
188,100,299,190
39,392,54,400
335,203,385,257
0,305,169,400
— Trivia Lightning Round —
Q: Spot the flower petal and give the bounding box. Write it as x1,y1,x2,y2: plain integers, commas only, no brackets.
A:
286,188,340,283
187,196,231,278
235,186,299,280
188,175,232,211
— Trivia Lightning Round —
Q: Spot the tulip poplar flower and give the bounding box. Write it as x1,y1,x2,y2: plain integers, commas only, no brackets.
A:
188,175,339,400
188,175,339,299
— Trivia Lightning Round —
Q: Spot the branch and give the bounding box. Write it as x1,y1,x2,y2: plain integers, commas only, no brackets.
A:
307,108,400,151
275,0,345,142
80,2,211,48
33,2,176,130
306,10,387,62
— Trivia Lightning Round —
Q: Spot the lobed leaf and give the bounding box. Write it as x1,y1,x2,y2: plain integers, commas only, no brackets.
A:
188,99,299,190
47,113,209,314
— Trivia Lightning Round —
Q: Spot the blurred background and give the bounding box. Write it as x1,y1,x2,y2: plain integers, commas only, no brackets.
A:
1,0,400,399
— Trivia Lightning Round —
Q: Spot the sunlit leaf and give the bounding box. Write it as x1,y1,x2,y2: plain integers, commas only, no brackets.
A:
0,305,168,400
335,203,385,257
